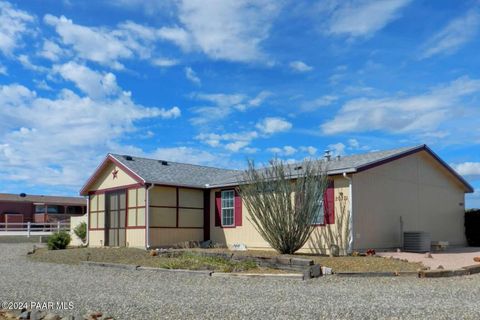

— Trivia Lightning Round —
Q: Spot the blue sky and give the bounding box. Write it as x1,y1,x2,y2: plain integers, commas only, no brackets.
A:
0,0,479,207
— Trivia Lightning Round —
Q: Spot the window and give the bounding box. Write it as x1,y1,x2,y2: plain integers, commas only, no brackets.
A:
221,190,235,226
47,205,65,214
35,205,46,214
313,199,325,225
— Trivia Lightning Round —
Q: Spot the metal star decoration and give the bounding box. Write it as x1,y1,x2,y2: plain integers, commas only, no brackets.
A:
112,169,119,179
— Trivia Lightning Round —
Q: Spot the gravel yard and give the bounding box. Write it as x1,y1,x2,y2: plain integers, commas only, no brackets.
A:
1,244,480,319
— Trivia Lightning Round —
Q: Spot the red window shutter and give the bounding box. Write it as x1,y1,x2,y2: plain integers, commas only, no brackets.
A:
324,180,335,224
215,192,221,226
234,190,242,226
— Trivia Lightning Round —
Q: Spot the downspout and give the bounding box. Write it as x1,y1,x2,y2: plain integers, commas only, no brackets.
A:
145,184,154,250
85,195,89,246
342,172,353,254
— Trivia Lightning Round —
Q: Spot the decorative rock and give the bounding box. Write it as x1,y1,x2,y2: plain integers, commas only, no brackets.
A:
200,240,212,248
86,311,102,320
473,256,480,262
276,256,291,265
321,266,333,275
230,243,247,251
149,249,158,257
290,258,314,266
30,310,47,320
396,248,402,253
43,313,62,320
425,252,433,258
18,310,30,319
437,265,444,270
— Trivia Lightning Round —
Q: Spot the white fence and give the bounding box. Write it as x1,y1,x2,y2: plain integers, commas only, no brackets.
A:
0,222,70,237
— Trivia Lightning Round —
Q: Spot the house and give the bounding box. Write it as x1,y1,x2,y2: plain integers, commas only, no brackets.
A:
0,193,86,228
79,144,473,252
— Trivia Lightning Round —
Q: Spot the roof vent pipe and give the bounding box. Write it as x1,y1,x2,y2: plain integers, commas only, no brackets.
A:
324,150,331,161
336,155,341,161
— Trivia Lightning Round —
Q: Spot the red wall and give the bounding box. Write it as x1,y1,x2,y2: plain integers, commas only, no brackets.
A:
0,202,34,223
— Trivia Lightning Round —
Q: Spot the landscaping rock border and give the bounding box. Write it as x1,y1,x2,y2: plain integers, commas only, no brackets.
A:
165,250,323,278
81,260,312,280
418,264,480,278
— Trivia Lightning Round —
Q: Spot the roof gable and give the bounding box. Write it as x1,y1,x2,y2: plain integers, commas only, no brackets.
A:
79,155,144,195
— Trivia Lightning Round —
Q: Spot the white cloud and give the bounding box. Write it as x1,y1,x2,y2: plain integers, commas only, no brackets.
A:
0,64,7,75
321,0,411,38
454,162,480,179
267,145,297,156
185,66,201,85
17,54,49,73
150,147,219,166
289,60,313,72
39,39,68,61
152,57,179,67
0,1,35,56
321,76,480,135
43,15,162,69
52,62,120,99
327,142,346,156
0,83,180,188
159,0,282,62
420,9,480,59
196,131,258,153
300,146,317,155
190,91,269,125
348,138,360,149
300,95,338,111
256,117,292,134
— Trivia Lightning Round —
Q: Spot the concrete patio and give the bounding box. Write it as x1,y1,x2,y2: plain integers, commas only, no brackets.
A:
378,247,480,270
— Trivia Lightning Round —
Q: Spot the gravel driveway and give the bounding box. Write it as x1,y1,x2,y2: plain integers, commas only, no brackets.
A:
1,243,480,319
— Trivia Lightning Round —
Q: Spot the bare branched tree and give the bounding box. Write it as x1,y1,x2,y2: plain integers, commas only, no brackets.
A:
238,159,328,254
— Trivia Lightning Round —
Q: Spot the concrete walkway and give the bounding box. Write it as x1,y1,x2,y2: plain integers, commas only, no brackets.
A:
378,247,480,269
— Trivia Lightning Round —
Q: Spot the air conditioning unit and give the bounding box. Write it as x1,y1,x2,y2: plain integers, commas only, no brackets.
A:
403,231,431,253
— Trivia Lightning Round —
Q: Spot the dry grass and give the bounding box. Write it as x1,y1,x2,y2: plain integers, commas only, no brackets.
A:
189,248,423,273
29,247,423,274
29,247,258,273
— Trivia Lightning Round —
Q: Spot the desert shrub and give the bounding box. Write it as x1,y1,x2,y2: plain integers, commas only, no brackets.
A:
47,231,71,250
465,209,480,246
73,222,87,244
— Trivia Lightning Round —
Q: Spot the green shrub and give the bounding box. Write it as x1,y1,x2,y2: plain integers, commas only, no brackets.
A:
47,231,71,250
73,222,87,244
465,209,480,246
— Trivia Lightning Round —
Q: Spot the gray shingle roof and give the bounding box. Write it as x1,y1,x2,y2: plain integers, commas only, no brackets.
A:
110,154,240,188
108,145,473,192
209,145,420,186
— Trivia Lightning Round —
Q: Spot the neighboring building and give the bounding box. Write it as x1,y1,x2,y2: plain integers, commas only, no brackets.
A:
80,144,473,252
0,193,86,228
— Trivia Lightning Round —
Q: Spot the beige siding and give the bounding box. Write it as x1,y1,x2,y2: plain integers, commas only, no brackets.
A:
89,230,104,247
179,188,203,208
150,186,176,206
70,214,87,246
352,151,466,249
126,229,145,248
149,228,203,247
147,186,204,247
210,176,351,254
127,187,146,227
89,162,138,191
178,209,203,228
150,207,176,227
87,162,142,246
